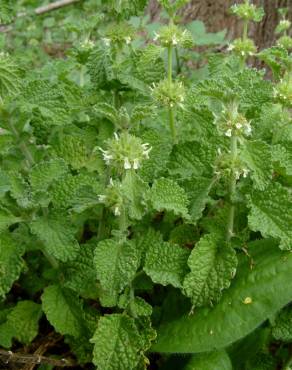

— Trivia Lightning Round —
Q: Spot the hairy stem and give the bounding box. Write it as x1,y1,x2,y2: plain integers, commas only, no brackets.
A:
167,44,177,143
79,64,86,88
243,20,248,41
226,135,238,243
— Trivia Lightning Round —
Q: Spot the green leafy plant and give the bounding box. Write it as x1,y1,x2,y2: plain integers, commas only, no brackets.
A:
0,0,292,369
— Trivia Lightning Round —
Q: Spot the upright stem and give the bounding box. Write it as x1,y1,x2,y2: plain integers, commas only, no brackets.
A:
243,20,248,41
79,65,86,88
226,135,238,243
167,43,177,143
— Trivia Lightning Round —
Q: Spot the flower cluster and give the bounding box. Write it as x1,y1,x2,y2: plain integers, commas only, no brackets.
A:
215,149,250,180
228,38,257,58
276,19,291,35
154,24,193,48
151,79,185,108
98,179,124,216
273,78,292,107
277,35,292,51
98,132,151,171
104,23,135,45
230,1,264,22
214,108,252,138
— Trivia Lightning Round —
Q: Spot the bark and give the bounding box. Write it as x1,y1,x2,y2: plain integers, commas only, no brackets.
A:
149,0,292,49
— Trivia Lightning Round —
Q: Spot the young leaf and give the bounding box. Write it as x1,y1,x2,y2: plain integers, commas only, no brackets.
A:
240,140,272,190
144,239,190,288
248,183,292,250
183,234,237,307
0,233,24,298
42,285,85,338
150,178,190,219
153,239,292,353
272,306,292,342
30,212,79,262
0,207,21,232
91,314,144,370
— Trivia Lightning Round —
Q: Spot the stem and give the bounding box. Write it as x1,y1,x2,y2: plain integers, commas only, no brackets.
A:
167,44,177,143
243,20,248,41
79,64,86,87
226,135,238,243
175,47,181,75
168,44,173,84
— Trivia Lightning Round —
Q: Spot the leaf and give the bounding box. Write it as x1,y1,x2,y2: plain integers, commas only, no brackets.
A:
272,143,292,176
183,234,237,307
183,177,214,222
153,239,292,353
29,158,68,192
0,233,24,298
64,241,98,299
248,182,292,250
42,285,85,338
168,141,215,179
21,80,71,126
94,102,119,125
185,351,232,370
272,306,292,342
0,53,22,99
144,238,190,288
94,239,139,301
121,171,148,220
240,140,272,190
30,212,79,262
150,178,190,219
0,301,42,347
91,314,144,370
0,207,21,232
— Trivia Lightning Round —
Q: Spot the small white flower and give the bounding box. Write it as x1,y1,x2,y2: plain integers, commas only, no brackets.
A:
114,206,121,216
244,123,252,135
102,38,111,47
143,146,152,159
217,147,222,156
114,132,119,141
235,170,241,180
172,36,178,45
170,102,174,108
242,168,250,178
124,157,132,169
109,178,114,186
153,32,159,41
133,158,140,169
236,122,242,129
225,129,232,137
227,44,234,51
125,36,132,45
241,51,245,56
98,195,107,202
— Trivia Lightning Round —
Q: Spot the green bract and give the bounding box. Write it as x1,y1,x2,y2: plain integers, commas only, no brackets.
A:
230,1,264,22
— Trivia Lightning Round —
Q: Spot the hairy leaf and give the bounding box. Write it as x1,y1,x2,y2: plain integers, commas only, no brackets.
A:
30,212,79,262
183,234,237,307
248,183,292,250
144,239,190,288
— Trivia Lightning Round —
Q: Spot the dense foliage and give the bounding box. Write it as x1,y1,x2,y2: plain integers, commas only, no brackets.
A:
0,0,292,369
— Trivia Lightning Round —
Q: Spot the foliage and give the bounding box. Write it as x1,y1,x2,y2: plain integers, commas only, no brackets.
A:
0,0,292,369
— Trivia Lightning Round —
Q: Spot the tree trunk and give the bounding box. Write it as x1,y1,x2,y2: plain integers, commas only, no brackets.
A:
149,0,292,50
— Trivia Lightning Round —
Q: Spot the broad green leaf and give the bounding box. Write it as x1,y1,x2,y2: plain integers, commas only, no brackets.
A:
183,177,214,222
0,207,21,232
150,178,189,219
42,285,85,338
144,239,189,288
168,141,215,179
29,158,68,191
21,80,71,126
183,234,237,307
8,172,34,209
248,182,292,250
94,239,139,300
0,53,22,99
272,306,292,342
0,233,24,298
94,102,119,125
30,212,79,262
0,301,42,348
240,140,272,190
153,239,292,353
272,143,292,176
64,241,98,299
91,314,144,370
185,351,232,370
